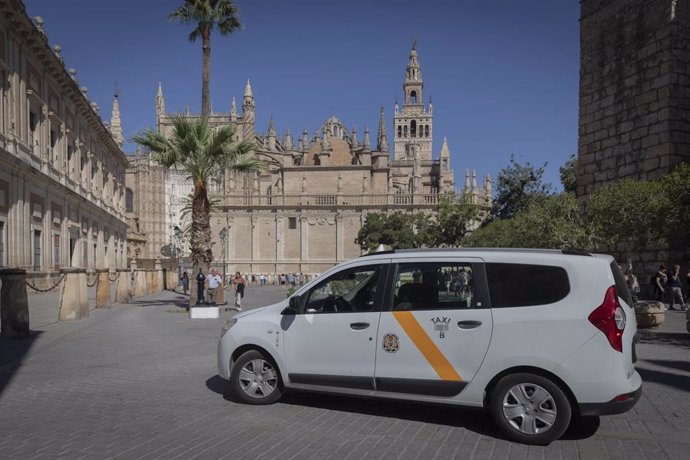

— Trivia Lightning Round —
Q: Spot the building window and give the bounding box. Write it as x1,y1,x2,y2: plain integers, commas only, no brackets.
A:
397,126,402,138
125,188,134,213
403,125,408,137
410,90,417,104
289,217,297,229
410,120,417,138
425,125,429,137
33,229,41,271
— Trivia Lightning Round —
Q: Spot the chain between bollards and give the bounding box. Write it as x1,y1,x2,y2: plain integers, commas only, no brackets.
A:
25,273,65,293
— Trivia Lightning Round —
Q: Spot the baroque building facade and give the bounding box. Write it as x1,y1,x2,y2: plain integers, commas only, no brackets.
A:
0,1,128,279
127,44,492,276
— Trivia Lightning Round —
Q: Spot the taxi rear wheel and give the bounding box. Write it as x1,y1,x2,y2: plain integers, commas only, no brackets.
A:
490,373,571,445
231,350,283,405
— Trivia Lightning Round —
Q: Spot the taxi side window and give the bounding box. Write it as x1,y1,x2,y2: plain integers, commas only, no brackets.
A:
393,263,477,311
304,265,380,313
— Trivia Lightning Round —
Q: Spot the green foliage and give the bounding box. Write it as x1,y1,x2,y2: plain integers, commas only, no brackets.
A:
586,178,665,246
466,193,594,250
559,154,578,194
428,194,479,247
492,155,553,219
355,212,421,252
170,0,242,41
659,163,690,239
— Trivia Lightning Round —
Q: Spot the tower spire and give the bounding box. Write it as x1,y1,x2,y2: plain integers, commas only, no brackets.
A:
244,79,253,98
110,87,123,148
377,106,389,153
230,96,237,116
155,81,165,117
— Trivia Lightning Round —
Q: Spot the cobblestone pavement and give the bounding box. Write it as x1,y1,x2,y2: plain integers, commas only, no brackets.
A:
0,286,688,459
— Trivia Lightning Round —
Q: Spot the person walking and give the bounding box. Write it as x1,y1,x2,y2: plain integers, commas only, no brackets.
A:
206,268,223,306
232,272,246,311
180,271,189,295
653,264,668,303
668,265,686,311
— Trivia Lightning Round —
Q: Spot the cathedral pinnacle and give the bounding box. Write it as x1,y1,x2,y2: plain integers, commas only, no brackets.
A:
363,126,371,151
244,79,253,98
440,137,450,157
155,81,165,115
110,90,124,148
268,116,276,136
377,106,389,153
230,97,237,116
284,128,293,150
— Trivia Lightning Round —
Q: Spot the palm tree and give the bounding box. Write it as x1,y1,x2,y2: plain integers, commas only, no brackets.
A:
133,117,262,304
170,0,242,120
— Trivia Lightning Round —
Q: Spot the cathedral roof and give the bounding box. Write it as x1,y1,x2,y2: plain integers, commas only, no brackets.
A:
304,138,353,166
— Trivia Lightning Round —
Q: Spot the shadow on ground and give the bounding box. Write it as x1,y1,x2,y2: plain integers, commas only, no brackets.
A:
637,366,690,394
205,375,599,442
0,331,43,397
636,330,690,349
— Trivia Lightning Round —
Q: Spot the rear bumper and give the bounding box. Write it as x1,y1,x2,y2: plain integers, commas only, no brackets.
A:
578,383,642,416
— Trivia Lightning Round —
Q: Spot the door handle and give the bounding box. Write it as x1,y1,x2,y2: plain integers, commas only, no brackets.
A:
457,320,482,329
350,322,370,330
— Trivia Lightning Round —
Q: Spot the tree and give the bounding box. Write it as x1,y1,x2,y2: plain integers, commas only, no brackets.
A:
585,178,665,247
170,0,242,120
356,212,421,252
466,193,594,250
427,194,478,247
133,117,262,303
559,154,577,194
492,155,552,219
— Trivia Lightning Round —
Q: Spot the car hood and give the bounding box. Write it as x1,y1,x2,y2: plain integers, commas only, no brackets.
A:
234,300,286,320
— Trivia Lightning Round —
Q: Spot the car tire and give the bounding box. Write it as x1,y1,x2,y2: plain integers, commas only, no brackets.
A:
230,350,284,405
490,373,572,445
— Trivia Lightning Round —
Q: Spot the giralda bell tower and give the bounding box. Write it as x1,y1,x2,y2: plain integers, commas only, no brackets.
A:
393,39,433,161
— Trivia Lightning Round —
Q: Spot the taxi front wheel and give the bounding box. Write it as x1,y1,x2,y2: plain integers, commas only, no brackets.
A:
490,373,571,445
231,350,284,405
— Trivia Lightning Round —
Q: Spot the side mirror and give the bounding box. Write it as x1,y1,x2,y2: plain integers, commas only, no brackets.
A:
281,295,300,315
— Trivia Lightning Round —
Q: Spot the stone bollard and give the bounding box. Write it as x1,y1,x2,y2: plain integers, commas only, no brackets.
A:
59,268,88,320
133,269,147,298
167,270,177,291
146,270,155,295
634,300,665,328
114,269,131,304
154,259,163,293
95,269,111,308
0,268,31,338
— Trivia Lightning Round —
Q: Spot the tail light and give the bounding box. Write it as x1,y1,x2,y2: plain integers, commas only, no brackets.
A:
588,285,625,352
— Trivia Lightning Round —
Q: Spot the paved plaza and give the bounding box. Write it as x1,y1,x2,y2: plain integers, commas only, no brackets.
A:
0,285,689,459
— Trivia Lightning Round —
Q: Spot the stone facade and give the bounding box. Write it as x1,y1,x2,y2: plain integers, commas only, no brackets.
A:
578,0,690,281
0,0,128,280
578,0,690,196
127,43,492,276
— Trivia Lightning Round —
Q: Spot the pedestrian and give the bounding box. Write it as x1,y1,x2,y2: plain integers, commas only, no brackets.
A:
653,264,668,303
195,270,206,305
668,264,686,311
260,273,266,285
180,271,189,295
287,272,295,287
206,268,223,306
232,271,246,311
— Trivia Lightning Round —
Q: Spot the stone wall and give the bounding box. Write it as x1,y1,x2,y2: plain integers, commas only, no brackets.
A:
579,0,690,288
578,0,690,197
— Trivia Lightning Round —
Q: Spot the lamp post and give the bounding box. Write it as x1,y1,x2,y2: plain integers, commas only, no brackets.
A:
174,225,182,282
219,227,227,283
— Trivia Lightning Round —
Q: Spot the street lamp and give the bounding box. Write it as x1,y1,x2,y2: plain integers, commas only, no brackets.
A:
219,227,227,282
174,225,183,282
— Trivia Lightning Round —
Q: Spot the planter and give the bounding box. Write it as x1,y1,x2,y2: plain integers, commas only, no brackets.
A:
634,300,665,329
190,305,219,319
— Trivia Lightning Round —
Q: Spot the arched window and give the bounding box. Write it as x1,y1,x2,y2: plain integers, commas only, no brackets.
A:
266,186,272,205
410,90,417,104
332,126,337,137
125,188,133,213
410,120,417,138
403,125,408,137
398,126,402,138
425,125,429,137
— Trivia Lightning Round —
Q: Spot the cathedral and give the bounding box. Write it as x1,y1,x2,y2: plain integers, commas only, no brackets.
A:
125,43,492,276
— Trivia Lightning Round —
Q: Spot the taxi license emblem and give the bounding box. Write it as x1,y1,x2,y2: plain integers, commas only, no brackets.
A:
431,316,451,338
382,333,400,353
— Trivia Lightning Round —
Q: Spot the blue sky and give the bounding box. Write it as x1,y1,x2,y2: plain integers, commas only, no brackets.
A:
25,0,579,190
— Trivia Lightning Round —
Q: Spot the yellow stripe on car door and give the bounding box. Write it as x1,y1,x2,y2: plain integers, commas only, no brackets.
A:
393,311,463,382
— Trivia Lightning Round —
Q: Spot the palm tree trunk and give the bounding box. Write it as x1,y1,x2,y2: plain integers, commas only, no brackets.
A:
201,25,211,120
189,179,213,307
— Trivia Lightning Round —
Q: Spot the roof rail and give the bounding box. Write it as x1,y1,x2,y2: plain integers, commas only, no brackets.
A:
561,249,592,257
360,249,396,257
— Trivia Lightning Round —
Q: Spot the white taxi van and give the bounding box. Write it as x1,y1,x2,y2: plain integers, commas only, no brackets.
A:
217,249,641,445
